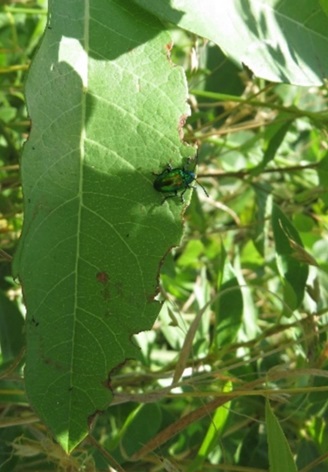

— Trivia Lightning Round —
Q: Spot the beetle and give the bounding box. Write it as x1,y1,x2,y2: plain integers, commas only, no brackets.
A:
153,157,208,204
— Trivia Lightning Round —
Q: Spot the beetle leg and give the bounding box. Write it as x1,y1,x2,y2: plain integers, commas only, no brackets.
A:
180,188,189,202
161,191,178,204
152,163,172,177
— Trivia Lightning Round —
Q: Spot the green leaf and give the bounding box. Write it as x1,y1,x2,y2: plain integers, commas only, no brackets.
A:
13,0,191,452
318,153,328,206
320,0,328,17
253,182,272,256
252,116,292,174
133,0,328,86
266,400,298,472
271,205,309,312
121,403,162,457
214,270,243,347
189,382,232,472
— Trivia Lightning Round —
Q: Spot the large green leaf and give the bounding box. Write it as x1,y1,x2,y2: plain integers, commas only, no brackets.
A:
133,0,328,86
13,0,192,452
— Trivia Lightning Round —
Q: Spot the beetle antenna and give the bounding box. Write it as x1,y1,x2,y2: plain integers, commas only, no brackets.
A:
194,146,208,197
195,146,199,163
197,181,209,197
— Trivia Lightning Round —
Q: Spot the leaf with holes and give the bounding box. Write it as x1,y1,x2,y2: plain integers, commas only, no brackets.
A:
13,0,193,453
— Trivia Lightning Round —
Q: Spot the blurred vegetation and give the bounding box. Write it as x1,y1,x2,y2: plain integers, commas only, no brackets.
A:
1,2,328,471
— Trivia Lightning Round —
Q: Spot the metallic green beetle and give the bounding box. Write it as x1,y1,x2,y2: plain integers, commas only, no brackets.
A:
153,160,208,203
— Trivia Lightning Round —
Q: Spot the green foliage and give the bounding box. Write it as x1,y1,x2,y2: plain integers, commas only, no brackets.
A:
134,0,328,86
1,0,328,470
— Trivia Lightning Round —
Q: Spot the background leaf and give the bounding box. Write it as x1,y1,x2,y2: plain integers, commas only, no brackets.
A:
272,204,309,312
214,274,243,347
266,400,298,472
252,116,293,174
133,0,328,86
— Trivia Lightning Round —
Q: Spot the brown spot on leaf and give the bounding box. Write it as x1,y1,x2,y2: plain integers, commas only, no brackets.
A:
96,272,111,300
96,271,109,284
165,42,174,63
178,114,188,140
165,42,173,53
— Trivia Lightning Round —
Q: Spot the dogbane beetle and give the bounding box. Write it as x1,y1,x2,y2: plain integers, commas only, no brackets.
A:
153,153,208,204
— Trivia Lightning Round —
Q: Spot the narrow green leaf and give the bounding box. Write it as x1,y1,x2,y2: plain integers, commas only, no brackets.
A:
318,153,328,206
133,0,328,86
252,117,292,174
253,182,272,256
189,382,232,472
215,274,243,347
272,205,309,312
121,403,162,457
14,0,191,452
266,400,298,472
